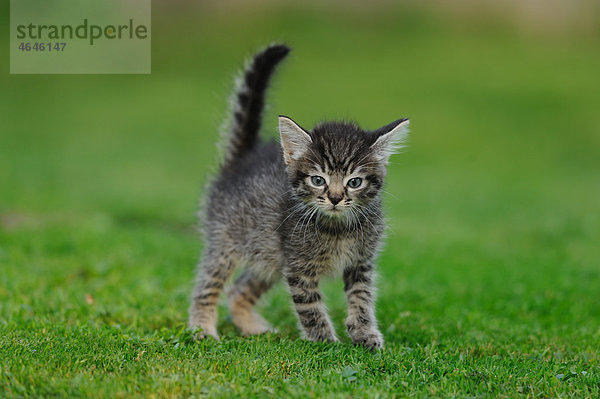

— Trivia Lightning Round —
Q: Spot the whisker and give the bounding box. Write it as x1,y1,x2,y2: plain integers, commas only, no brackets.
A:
275,202,306,231
314,211,323,246
290,207,311,240
381,189,399,200
303,206,319,242
354,205,378,235
354,203,393,233
291,204,315,241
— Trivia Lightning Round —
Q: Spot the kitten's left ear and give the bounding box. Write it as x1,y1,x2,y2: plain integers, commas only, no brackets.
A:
279,115,312,165
371,118,410,163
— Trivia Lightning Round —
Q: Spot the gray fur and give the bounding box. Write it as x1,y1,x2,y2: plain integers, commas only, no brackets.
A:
189,43,409,350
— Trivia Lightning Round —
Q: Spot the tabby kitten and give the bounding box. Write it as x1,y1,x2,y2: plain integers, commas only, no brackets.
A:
189,43,409,350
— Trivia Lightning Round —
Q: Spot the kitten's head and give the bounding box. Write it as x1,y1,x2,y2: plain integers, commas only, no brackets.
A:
279,115,409,217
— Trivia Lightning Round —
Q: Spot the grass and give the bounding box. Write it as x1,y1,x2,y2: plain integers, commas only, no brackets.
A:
1,3,600,397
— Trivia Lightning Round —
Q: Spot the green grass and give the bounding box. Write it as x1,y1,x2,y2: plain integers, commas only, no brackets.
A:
1,3,600,397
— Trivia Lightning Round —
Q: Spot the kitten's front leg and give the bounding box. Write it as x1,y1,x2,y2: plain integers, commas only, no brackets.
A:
286,270,338,343
343,262,383,350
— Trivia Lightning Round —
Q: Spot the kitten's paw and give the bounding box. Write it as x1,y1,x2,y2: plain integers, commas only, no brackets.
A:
192,328,220,341
305,331,339,343
240,324,278,336
350,329,384,350
231,308,277,336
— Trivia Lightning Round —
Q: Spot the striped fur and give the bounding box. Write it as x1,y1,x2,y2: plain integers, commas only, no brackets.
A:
188,44,409,350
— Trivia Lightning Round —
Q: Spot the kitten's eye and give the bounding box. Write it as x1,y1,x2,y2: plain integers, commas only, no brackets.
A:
311,175,326,187
347,177,363,189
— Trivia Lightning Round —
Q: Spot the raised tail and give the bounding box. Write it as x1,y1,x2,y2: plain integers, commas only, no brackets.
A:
222,43,291,168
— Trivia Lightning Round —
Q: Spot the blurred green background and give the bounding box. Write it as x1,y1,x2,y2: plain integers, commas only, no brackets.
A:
1,1,600,397
2,1,600,222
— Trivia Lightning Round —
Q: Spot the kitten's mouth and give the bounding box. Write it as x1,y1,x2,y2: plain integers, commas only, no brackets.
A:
322,205,347,217
314,202,348,217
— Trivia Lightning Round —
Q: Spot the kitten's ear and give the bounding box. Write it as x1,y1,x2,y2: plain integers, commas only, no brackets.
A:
371,118,410,163
279,115,312,165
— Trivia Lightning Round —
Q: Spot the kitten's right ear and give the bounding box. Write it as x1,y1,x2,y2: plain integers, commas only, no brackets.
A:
371,118,410,164
279,116,312,165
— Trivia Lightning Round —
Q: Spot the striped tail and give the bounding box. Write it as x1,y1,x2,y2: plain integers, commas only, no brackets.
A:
222,43,291,168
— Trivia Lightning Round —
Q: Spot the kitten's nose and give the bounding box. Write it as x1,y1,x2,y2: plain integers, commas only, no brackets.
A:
328,193,343,205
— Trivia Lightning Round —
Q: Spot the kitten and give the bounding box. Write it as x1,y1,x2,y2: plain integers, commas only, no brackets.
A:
189,43,409,350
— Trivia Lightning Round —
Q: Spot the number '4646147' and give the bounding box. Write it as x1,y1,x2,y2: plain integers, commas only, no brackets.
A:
18,42,66,52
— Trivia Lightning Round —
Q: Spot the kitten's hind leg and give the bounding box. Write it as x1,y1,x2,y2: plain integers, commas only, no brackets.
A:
228,270,276,335
189,249,237,340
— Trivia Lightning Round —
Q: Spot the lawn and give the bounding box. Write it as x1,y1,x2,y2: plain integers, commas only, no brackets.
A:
1,3,599,397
